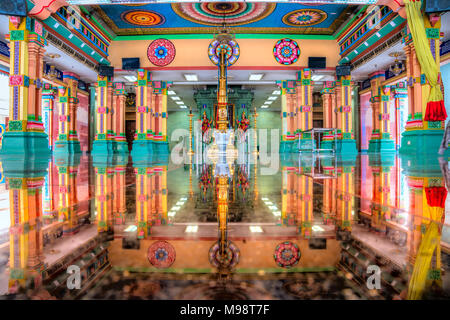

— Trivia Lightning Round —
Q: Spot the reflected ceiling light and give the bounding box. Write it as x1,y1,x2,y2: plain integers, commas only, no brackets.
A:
261,105,269,109
249,74,264,81
264,201,273,205
179,105,187,109
312,225,325,232
168,90,176,95
184,74,198,81
267,96,277,100
311,75,324,81
168,211,176,217
273,211,281,216
180,197,188,201
269,206,278,211
171,206,181,211
176,101,184,105
185,225,198,233
124,75,137,82
272,90,281,95
124,225,137,232
176,201,185,206
171,96,181,101
249,226,263,233
261,197,269,201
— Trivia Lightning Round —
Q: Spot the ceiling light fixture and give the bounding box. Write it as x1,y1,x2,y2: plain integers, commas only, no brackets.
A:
261,105,269,109
272,90,281,95
265,101,273,105
124,75,137,82
184,74,198,81
171,96,181,101
267,96,277,101
179,105,187,109
311,75,324,81
249,74,264,81
168,90,176,95
176,101,184,105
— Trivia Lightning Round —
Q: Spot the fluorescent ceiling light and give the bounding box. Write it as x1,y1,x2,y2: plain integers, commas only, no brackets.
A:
124,75,137,82
185,225,198,233
272,90,281,95
184,74,198,81
264,201,273,205
273,211,281,217
124,225,137,232
249,74,264,81
312,225,325,232
269,206,278,211
261,105,269,109
180,197,188,201
265,101,273,105
179,105,187,109
267,96,277,101
176,101,184,105
176,201,185,206
311,75,324,81
168,211,176,217
171,96,181,101
171,206,181,211
261,197,269,201
249,226,263,233
168,90,176,95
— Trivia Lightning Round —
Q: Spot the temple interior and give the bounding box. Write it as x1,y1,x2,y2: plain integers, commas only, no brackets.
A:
0,0,450,301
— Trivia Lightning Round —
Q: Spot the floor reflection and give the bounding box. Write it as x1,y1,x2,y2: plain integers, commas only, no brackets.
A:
0,151,448,300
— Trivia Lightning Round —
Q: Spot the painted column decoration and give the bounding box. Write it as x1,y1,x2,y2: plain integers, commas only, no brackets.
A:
152,81,171,154
135,166,152,239
57,161,80,235
42,84,56,149
95,165,114,233
393,82,408,150
297,69,313,151
113,82,128,153
400,13,445,154
321,81,336,150
55,72,81,153
336,163,355,233
278,80,297,153
1,17,50,155
93,75,114,155
131,69,153,156
335,74,357,154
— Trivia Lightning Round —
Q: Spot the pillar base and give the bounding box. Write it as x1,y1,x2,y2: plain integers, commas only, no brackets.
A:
335,139,357,154
114,141,129,154
54,140,81,154
299,138,314,152
92,140,114,155
0,131,51,156
399,129,444,155
320,140,335,152
153,140,169,155
280,140,295,153
368,139,396,153
131,139,153,159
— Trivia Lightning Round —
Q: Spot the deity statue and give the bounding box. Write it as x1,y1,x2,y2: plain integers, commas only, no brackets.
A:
236,111,250,143
201,111,213,144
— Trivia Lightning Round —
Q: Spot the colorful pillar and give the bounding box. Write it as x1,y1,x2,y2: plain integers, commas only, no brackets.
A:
0,17,50,157
7,176,45,293
400,13,445,154
335,74,357,154
131,69,153,157
54,72,81,154
152,81,171,155
320,81,336,150
277,80,297,153
297,69,314,151
297,174,313,238
42,84,56,150
368,71,395,152
393,82,408,150
113,157,128,226
135,166,152,239
113,82,128,153
336,157,356,234
94,162,114,233
92,75,114,155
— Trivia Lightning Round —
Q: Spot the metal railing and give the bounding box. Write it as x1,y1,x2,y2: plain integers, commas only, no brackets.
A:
298,128,337,154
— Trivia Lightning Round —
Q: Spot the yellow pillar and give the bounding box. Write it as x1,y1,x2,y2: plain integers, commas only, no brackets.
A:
297,69,314,151
93,75,114,154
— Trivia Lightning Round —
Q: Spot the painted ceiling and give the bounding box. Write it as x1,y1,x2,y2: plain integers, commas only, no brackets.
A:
89,2,360,36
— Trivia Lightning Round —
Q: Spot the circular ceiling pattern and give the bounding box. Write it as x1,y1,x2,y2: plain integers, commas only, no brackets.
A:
282,9,327,27
172,2,276,26
147,38,176,66
208,39,240,66
148,240,176,268
273,38,301,65
121,10,165,26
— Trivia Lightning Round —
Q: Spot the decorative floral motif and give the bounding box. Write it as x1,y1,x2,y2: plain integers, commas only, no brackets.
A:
274,241,301,268
273,39,301,65
121,10,165,26
147,39,176,67
172,2,275,26
282,9,327,27
209,241,240,268
208,39,240,66
148,241,176,268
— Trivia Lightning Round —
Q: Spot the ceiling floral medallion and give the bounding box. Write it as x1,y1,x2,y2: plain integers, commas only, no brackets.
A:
208,38,240,67
172,2,276,26
273,38,301,65
282,9,327,27
147,38,176,67
121,10,165,26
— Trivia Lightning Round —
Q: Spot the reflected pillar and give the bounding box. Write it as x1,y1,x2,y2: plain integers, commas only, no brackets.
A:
0,17,50,157
297,174,313,238
336,161,355,233
92,75,114,155
135,166,152,239
131,69,153,157
335,75,357,154
297,69,314,151
95,164,114,233
113,158,128,226
113,82,128,153
278,80,297,153
54,72,81,154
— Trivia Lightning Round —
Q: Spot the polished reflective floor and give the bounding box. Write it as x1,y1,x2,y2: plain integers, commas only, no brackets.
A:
0,151,449,300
